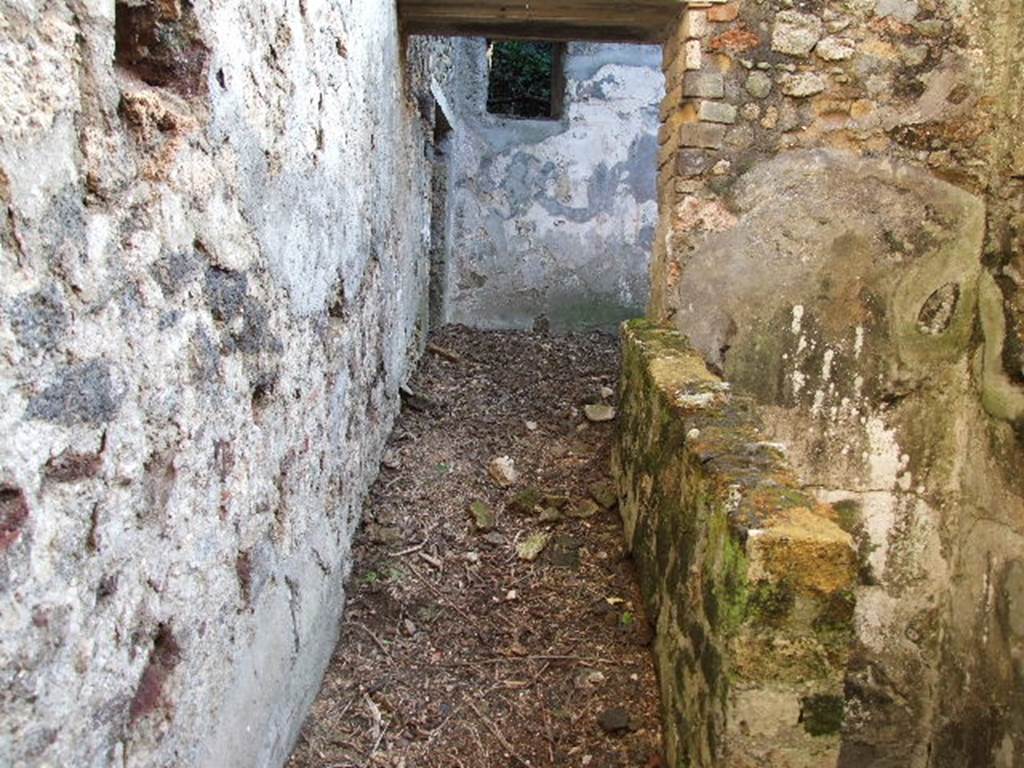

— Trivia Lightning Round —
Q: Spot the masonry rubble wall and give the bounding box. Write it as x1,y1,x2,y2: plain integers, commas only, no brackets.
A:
0,1,451,765
614,320,858,768
653,0,1024,764
440,40,663,332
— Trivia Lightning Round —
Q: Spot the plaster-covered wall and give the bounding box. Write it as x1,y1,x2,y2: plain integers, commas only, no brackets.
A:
655,0,1024,764
0,1,447,765
441,40,663,332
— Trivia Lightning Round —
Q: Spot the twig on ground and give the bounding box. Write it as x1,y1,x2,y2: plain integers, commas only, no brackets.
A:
405,562,477,625
391,541,427,557
418,551,443,570
466,699,532,768
427,343,464,364
351,621,391,659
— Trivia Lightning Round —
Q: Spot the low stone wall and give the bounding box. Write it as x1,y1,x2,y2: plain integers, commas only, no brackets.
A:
613,320,857,767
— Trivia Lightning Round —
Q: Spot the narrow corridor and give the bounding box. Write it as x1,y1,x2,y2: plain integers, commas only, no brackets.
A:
287,327,663,767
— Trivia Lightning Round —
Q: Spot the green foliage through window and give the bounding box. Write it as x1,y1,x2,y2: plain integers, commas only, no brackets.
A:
487,41,560,119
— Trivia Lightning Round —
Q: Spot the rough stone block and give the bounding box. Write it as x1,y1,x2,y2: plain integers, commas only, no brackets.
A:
816,35,856,61
771,10,823,57
780,72,827,97
677,149,712,178
681,9,708,40
685,39,702,70
876,0,919,22
683,71,725,99
744,70,773,98
708,26,761,53
707,2,739,22
679,122,726,149
698,100,738,124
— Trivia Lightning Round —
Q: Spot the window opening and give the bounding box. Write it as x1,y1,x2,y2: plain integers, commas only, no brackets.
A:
486,41,565,120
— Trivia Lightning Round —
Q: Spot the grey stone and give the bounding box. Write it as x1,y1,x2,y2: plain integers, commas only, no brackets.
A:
780,73,827,98
698,101,738,124
10,286,68,353
725,125,755,151
901,45,929,67
683,72,725,99
745,71,773,99
568,498,601,519
589,481,617,510
816,37,856,62
151,251,200,296
913,19,945,37
876,0,919,21
26,360,122,426
482,531,507,547
677,149,712,178
546,534,581,568
778,101,805,131
771,11,824,57
203,267,248,322
189,326,221,385
158,310,182,330
679,123,727,150
583,403,617,422
597,707,632,734
234,297,279,354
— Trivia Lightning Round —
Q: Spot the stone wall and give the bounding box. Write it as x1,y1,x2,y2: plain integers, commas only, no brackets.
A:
440,40,663,332
614,320,858,767
0,1,448,765
654,0,1024,765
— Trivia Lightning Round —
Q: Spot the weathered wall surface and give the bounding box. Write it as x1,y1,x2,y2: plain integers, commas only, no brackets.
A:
0,1,446,765
442,40,663,332
614,320,858,768
655,0,1024,765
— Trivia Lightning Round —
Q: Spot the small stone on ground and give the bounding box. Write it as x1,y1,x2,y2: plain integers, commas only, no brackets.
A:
584,403,617,422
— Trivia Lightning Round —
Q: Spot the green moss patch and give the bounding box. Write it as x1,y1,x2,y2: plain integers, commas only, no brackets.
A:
800,694,845,736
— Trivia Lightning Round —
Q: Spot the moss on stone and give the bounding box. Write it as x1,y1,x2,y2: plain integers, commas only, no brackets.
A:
712,514,751,637
831,499,861,534
507,487,544,515
800,694,845,736
813,589,857,637
747,579,796,627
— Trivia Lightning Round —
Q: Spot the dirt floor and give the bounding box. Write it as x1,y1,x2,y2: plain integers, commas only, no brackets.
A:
287,326,663,768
